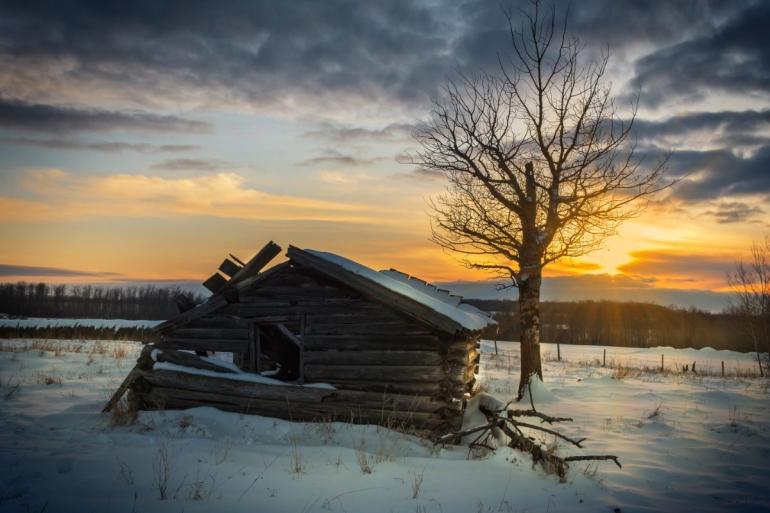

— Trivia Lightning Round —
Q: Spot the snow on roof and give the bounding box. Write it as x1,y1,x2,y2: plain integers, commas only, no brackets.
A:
304,249,496,332
381,269,462,307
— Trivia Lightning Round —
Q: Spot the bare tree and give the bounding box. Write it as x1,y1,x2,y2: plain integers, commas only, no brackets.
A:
727,236,770,377
412,1,666,396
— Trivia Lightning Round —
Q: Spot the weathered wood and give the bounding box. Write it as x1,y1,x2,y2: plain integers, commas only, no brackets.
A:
303,350,475,366
140,387,448,429
228,241,282,285
302,335,441,351
135,368,458,412
152,348,237,373
157,337,248,353
152,296,228,333
102,365,140,413
202,273,228,294
167,328,249,339
304,365,455,382
287,246,467,335
219,258,242,278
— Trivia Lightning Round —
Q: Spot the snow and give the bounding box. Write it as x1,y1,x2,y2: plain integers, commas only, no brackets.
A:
1,337,769,512
305,249,495,332
0,317,162,329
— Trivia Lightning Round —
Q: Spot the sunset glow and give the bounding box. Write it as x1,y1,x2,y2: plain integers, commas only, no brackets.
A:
1,2,768,311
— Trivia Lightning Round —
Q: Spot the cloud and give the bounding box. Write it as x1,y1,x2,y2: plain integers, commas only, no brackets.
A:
304,122,415,143
150,158,228,172
705,202,765,224
632,109,770,149
1,168,383,224
631,2,770,107
0,263,118,278
617,250,734,287
298,150,384,168
0,97,211,133
0,136,198,153
439,274,731,311
664,145,770,200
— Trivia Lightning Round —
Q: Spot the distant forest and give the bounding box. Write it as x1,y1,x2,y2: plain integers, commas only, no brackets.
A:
0,282,760,353
0,282,205,320
469,299,757,353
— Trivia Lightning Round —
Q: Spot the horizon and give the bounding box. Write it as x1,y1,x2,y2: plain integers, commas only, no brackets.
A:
1,2,768,312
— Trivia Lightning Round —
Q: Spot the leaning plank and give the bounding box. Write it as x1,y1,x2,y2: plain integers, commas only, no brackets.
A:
228,240,281,286
102,365,140,413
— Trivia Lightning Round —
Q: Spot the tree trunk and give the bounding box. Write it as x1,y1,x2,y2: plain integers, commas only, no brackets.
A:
518,271,543,398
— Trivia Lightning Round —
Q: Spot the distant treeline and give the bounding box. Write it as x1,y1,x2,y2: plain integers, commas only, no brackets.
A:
469,299,760,353
0,282,205,320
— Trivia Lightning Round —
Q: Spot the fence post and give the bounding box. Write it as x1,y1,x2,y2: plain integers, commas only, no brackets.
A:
721,360,725,377
602,348,606,367
661,354,664,372
557,342,561,362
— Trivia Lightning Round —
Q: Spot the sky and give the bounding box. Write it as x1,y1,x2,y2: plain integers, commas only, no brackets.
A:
0,0,768,310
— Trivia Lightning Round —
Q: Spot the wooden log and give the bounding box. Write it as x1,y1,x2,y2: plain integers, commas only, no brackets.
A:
304,364,464,383
157,337,248,353
152,348,237,373
304,350,441,366
139,387,450,429
168,328,249,339
136,368,457,412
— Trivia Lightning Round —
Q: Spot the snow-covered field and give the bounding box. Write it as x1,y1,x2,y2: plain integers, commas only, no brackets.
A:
0,338,768,513
0,317,162,329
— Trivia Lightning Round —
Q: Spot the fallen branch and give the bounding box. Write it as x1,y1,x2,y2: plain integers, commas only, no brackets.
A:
436,397,621,481
506,409,572,423
564,455,622,469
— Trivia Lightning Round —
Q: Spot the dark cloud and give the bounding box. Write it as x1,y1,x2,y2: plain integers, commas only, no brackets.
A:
664,145,770,200
150,158,227,172
632,109,770,146
0,264,118,278
0,1,745,115
705,202,765,224
0,97,211,133
392,167,444,181
304,122,415,143
298,150,384,168
0,136,198,153
631,2,770,107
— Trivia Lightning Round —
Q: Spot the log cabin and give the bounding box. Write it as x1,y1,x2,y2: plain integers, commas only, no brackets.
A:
105,242,496,437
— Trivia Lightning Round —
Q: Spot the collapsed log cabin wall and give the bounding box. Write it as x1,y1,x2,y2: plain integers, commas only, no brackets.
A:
129,261,481,435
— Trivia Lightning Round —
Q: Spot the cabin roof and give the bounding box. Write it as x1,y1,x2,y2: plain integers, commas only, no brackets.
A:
287,246,495,334
155,242,496,336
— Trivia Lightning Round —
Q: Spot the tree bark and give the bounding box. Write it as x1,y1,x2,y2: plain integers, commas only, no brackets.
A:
518,270,543,397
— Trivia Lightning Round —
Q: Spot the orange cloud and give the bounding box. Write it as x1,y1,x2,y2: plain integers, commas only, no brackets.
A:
3,169,390,224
